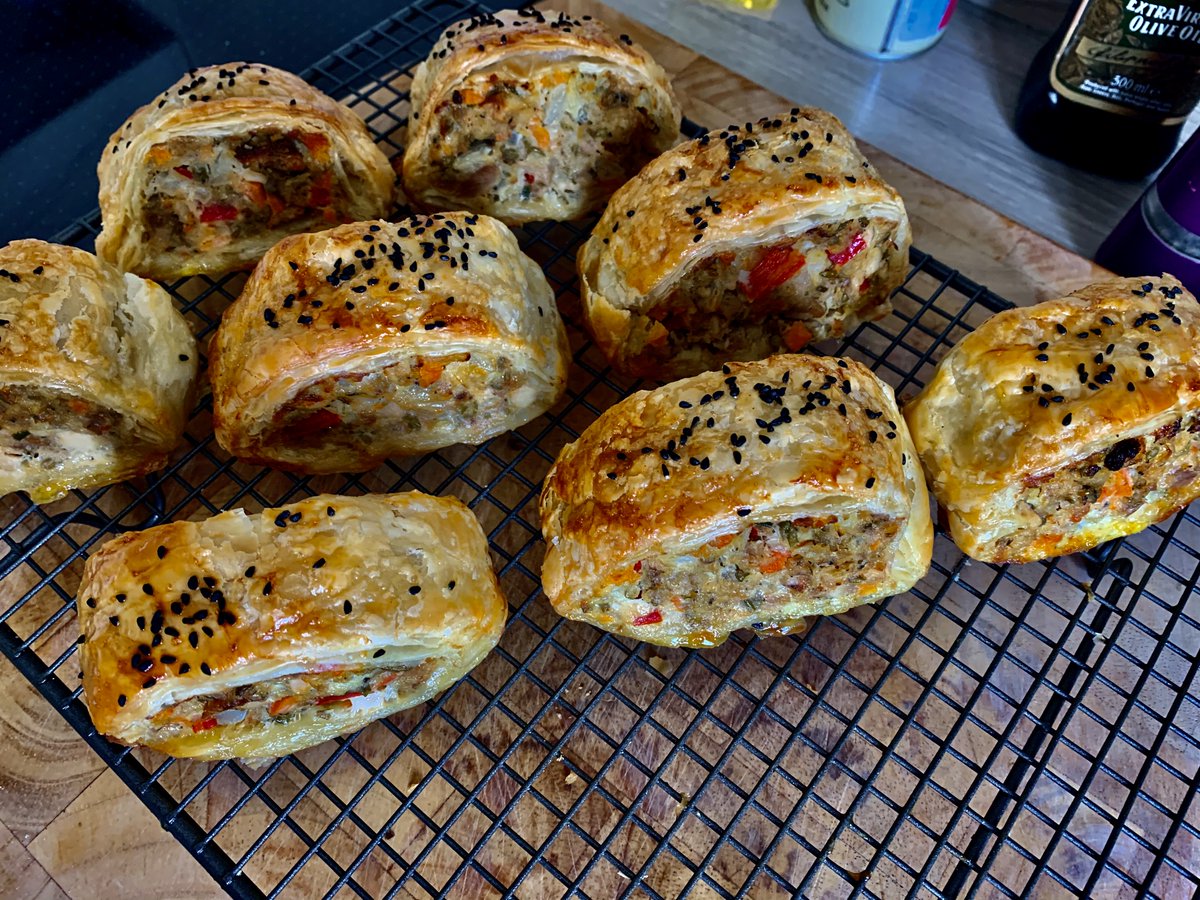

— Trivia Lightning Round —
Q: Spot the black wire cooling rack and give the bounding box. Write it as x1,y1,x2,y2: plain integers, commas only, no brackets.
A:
2,1,1198,897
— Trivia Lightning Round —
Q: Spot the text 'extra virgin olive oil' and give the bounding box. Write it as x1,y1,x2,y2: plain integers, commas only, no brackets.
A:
1015,1,1200,179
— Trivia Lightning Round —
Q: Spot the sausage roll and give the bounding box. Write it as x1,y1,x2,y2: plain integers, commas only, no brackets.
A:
402,8,681,224
904,275,1200,564
540,354,932,648
0,240,197,504
210,214,569,473
96,62,394,280
77,491,507,760
578,108,911,379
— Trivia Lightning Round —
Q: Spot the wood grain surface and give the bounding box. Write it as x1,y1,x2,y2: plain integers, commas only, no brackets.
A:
0,2,1136,898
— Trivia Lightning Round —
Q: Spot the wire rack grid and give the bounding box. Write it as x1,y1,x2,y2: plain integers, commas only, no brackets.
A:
1,1,1198,897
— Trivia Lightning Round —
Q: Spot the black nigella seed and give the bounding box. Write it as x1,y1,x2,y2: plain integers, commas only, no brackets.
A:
344,600,353,614
1036,353,1049,362
86,597,96,608
1038,397,1050,408
189,632,199,648
868,431,878,443
290,512,301,523
170,601,183,615
217,611,236,626
737,507,751,516
150,610,164,632
188,575,199,590
1063,413,1072,426
200,663,212,675
156,545,168,559
374,649,386,658
160,654,177,665
136,615,146,630
1055,324,1067,334
178,663,190,674
1127,383,1135,391
179,354,189,361
115,593,126,603
143,677,157,689
865,477,875,489
313,558,326,569
142,583,154,595
245,565,256,578
327,506,336,516
1038,341,1049,351
117,694,127,707
164,626,179,637
109,615,119,626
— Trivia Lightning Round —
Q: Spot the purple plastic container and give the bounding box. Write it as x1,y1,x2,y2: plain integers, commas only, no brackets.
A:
1095,129,1200,293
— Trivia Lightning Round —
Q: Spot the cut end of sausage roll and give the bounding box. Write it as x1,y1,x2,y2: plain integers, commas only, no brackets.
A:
77,492,507,760
539,355,932,648
403,8,681,224
904,275,1200,564
96,62,394,280
578,108,911,380
209,215,569,474
0,240,197,504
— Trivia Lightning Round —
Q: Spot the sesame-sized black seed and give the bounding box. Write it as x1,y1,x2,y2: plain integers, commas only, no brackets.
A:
1101,316,1115,326
142,583,154,595
170,601,183,615
200,663,212,675
143,677,157,689
298,314,313,325
373,649,386,658
86,597,96,608
117,694,127,707
245,565,256,578
344,600,353,614
1038,341,1049,351
679,400,692,408
1063,413,1073,426
115,593,126,603
275,510,290,527
865,477,875,489
161,654,177,665
202,625,214,637
109,615,119,626
189,631,199,648
1147,366,1155,377
1055,323,1067,334
868,431,878,443
164,625,180,637
1036,353,1049,362
737,507,752,517
150,610,164,633
1038,397,1050,407
217,611,236,626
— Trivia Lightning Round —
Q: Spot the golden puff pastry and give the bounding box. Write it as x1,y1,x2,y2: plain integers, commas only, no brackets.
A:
210,215,569,474
578,108,911,379
0,240,197,504
904,275,1200,564
96,62,394,280
403,8,681,224
77,491,507,760
540,354,932,648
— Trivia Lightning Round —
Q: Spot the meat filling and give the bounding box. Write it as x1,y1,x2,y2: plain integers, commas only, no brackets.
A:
1002,413,1200,558
430,68,665,212
141,129,346,257
594,511,901,639
147,660,431,741
268,353,527,451
628,217,897,374
1,385,131,469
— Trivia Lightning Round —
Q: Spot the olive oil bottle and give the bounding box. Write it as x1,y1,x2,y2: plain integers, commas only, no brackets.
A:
1014,0,1200,178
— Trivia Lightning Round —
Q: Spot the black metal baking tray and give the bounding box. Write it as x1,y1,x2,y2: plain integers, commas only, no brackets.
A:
1,1,1197,896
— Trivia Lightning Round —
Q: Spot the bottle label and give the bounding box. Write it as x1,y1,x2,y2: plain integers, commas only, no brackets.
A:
1051,0,1200,123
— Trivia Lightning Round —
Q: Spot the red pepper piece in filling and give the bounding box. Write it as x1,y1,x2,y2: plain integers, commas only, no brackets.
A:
826,232,866,267
316,691,363,706
174,165,194,179
285,409,342,436
192,717,218,733
632,609,663,626
199,202,239,223
743,245,807,302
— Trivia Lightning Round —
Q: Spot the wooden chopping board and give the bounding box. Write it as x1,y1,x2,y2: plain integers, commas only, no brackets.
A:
0,2,1109,897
